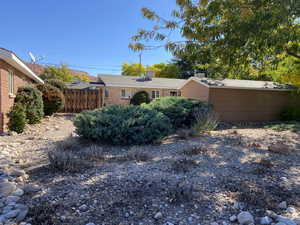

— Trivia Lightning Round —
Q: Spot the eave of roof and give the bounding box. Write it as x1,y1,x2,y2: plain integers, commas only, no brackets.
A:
98,74,186,89
0,48,44,84
181,77,295,92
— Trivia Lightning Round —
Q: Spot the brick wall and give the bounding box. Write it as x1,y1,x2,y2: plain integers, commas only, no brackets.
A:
0,59,32,132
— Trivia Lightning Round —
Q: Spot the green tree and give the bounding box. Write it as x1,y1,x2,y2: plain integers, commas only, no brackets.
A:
40,64,74,82
130,0,300,80
122,62,180,78
122,62,146,76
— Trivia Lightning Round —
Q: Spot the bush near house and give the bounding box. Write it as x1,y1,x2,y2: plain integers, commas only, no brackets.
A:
37,83,65,116
74,105,172,145
143,97,211,129
14,86,44,124
130,91,150,105
7,103,27,133
281,106,300,121
45,79,67,91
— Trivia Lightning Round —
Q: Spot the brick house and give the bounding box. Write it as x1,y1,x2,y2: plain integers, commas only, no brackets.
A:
0,48,44,133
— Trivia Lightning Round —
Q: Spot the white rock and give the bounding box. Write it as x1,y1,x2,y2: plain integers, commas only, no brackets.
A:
287,207,297,214
230,215,237,222
237,211,254,225
278,201,287,209
85,223,95,225
210,223,218,225
154,212,162,219
260,216,272,225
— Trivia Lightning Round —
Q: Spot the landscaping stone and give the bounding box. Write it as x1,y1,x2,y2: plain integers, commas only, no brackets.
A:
237,211,254,225
154,212,163,219
278,201,287,209
276,216,297,225
230,215,237,222
260,216,272,224
268,143,292,154
0,183,16,196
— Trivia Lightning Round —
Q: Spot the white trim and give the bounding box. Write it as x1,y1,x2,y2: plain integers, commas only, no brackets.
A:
179,77,293,92
0,49,44,84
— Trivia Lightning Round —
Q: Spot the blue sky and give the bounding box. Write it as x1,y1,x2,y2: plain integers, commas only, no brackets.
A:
0,0,180,76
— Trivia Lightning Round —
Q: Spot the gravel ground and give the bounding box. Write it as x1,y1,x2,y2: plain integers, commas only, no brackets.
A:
0,114,300,225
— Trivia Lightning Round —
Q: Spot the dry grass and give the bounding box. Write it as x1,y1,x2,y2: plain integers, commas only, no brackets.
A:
182,146,207,155
121,150,153,162
169,158,198,173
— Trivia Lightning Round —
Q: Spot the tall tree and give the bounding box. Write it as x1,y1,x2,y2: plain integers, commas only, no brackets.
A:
129,0,300,82
122,62,145,76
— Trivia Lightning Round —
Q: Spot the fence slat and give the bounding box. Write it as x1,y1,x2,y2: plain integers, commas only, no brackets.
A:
63,89,102,113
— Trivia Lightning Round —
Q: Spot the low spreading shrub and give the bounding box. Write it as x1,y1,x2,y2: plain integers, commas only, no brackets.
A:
130,91,150,105
280,106,300,121
7,103,27,133
37,83,65,116
74,105,172,145
143,97,211,129
45,79,67,91
14,86,44,124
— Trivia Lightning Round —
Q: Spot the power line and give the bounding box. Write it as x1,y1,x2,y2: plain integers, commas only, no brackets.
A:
40,62,122,72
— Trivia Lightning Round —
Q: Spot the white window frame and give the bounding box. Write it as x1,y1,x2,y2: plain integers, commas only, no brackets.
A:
105,88,109,97
151,90,160,99
8,71,14,95
120,89,130,99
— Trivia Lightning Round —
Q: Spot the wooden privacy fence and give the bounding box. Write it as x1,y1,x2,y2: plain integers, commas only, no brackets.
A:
63,89,102,113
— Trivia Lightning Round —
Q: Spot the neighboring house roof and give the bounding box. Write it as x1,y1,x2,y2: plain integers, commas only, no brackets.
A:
25,62,97,81
182,77,295,91
98,74,186,89
0,48,44,84
65,80,104,89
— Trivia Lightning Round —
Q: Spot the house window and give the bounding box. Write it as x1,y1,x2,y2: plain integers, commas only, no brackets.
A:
170,91,178,96
8,71,14,95
121,89,130,98
105,88,109,97
151,90,160,99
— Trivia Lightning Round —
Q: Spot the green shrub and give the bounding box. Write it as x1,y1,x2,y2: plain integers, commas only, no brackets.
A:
7,103,27,133
37,83,65,116
14,86,44,124
45,79,67,91
143,97,211,129
130,91,150,105
74,105,172,145
281,106,300,121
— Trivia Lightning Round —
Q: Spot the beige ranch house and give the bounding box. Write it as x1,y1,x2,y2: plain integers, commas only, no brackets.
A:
67,74,299,122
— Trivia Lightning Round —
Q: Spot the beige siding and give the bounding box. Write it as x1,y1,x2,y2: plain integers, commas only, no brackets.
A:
180,80,209,101
209,88,299,122
104,86,180,106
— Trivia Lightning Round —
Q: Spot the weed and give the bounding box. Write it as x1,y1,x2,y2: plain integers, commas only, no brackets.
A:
170,158,198,173
122,150,152,162
193,110,219,133
264,122,300,133
48,150,91,173
182,146,207,155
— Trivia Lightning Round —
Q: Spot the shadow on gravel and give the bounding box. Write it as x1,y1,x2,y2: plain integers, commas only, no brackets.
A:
23,134,300,225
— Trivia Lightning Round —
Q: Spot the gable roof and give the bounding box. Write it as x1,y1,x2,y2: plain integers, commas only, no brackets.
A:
0,48,44,84
98,74,186,89
182,77,295,91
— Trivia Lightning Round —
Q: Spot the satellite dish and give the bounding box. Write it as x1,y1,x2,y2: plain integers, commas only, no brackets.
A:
28,52,36,63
